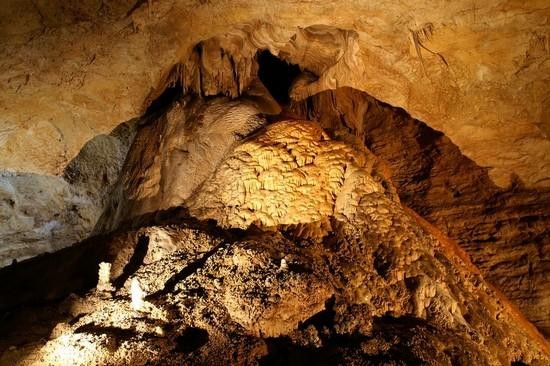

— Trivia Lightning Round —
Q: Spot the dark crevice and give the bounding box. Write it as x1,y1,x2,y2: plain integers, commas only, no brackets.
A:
259,339,341,366
113,234,150,289
145,81,182,117
126,0,148,17
174,327,209,353
299,296,336,332
373,246,394,279
257,50,301,106
75,324,138,339
153,240,227,297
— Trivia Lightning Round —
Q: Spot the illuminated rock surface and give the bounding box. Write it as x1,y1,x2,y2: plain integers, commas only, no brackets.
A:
0,1,549,364
0,120,549,365
1,1,549,184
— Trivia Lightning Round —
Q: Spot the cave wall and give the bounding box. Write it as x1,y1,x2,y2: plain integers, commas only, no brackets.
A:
0,121,135,266
1,118,549,365
0,0,548,345
1,0,549,188
2,0,549,267
290,87,550,336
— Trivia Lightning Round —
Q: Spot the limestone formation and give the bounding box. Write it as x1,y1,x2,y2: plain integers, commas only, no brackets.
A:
188,120,391,231
0,1,549,364
1,1,549,187
289,86,550,336
0,121,135,266
96,89,276,233
1,121,548,364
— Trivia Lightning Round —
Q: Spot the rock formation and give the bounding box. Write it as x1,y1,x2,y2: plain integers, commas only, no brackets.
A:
2,1,549,185
0,121,135,266
289,87,550,336
0,0,549,365
1,119,548,365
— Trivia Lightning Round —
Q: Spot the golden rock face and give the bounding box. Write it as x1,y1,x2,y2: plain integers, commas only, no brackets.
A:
0,2,549,362
188,120,388,229
2,119,549,364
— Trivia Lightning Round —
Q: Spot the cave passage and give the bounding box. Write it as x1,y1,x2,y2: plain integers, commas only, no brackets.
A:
257,50,301,105
145,79,183,116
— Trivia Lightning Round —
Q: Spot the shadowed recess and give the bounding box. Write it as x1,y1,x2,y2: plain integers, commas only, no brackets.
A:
257,50,301,105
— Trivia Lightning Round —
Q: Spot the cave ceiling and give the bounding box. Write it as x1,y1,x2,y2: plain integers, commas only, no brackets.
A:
1,0,549,187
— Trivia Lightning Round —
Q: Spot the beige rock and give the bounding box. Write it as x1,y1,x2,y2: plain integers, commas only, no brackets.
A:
0,0,548,188
188,120,391,230
96,92,273,232
0,121,135,266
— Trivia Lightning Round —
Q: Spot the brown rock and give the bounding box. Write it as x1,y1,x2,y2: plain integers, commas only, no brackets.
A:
290,87,550,335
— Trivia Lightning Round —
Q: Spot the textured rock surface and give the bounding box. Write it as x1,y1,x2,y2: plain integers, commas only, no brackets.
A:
290,87,550,336
1,0,549,188
0,121,135,266
188,120,391,231
0,122,548,364
1,1,549,361
96,87,278,233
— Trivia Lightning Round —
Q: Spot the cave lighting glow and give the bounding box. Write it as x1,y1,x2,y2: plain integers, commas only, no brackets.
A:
48,334,100,365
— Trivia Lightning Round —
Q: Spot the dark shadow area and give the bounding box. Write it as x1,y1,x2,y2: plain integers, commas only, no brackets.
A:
174,327,209,353
260,297,365,366
126,0,148,17
75,324,138,339
0,232,115,313
145,80,183,116
260,315,468,365
154,238,226,296
257,50,301,106
373,246,394,280
0,300,74,353
260,338,341,366
299,296,335,331
0,207,240,315
0,231,118,354
113,234,150,288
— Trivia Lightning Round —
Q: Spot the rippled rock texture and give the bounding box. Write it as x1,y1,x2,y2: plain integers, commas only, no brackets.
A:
1,120,548,365
290,87,550,336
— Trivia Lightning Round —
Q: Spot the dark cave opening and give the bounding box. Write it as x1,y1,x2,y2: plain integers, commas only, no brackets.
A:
145,79,183,116
257,50,301,106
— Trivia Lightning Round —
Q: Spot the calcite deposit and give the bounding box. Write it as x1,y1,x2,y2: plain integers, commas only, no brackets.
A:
1,121,549,365
0,0,549,364
188,120,391,231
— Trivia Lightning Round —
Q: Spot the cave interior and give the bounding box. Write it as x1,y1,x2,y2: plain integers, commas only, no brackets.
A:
0,9,549,366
